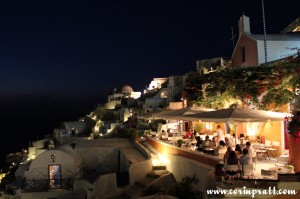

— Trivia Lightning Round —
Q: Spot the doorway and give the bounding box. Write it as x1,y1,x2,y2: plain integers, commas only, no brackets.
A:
48,164,61,188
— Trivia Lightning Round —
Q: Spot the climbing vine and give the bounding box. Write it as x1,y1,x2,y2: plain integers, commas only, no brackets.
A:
184,52,300,111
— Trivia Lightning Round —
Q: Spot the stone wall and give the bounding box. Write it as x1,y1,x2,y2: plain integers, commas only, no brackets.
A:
146,137,221,167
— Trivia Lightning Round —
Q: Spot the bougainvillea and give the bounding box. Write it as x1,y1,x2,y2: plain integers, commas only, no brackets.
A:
184,52,300,111
287,111,300,141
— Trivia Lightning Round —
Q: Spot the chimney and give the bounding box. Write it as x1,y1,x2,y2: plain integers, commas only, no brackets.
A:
238,15,251,35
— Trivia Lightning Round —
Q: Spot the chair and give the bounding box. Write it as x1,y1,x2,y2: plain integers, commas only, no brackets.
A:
261,169,277,180
275,162,288,167
269,141,280,157
265,140,272,148
224,164,240,184
241,164,254,179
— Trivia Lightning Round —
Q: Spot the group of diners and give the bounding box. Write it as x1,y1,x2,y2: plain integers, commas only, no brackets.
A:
184,129,257,184
220,142,257,184
160,126,257,164
194,134,256,159
222,142,256,164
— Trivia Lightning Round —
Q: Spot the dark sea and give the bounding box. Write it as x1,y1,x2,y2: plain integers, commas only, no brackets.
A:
0,95,104,167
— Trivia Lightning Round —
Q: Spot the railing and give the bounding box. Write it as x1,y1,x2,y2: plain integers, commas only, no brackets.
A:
21,178,73,192
22,166,122,192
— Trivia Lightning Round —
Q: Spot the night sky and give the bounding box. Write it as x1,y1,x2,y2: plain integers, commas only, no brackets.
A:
1,0,299,97
0,1,299,156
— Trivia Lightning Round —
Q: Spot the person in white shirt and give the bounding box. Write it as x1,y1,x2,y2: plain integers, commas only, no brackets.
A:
246,141,256,162
240,148,252,164
225,137,233,147
216,125,225,142
229,133,237,146
161,130,168,140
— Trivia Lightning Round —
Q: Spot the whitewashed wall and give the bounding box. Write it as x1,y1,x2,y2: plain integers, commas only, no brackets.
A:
257,40,300,65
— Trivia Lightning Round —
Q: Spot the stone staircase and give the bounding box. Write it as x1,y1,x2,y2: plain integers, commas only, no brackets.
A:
109,142,173,199
117,158,171,199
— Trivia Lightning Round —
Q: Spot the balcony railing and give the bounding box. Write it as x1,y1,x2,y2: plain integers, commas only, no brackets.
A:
21,178,73,192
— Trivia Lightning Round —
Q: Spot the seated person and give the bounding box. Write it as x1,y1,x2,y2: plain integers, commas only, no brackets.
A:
239,149,252,164
225,137,233,147
161,130,168,140
185,128,193,139
196,136,203,151
214,140,226,156
223,146,233,163
235,144,242,158
227,150,239,165
226,151,239,184
210,136,218,148
167,129,172,137
202,135,211,149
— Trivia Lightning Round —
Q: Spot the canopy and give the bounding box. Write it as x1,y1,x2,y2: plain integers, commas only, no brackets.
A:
152,107,215,120
181,107,290,122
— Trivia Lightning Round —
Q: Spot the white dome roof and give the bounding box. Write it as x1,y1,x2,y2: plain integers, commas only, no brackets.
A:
121,84,133,94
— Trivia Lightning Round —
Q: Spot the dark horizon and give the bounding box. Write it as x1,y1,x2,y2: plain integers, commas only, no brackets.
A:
0,93,105,162
1,0,299,98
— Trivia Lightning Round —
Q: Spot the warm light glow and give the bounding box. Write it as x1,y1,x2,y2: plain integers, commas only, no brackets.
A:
246,122,261,137
205,123,211,130
20,157,31,164
152,153,168,166
0,172,7,183
247,129,256,137
293,26,300,32
158,153,168,164
223,99,240,109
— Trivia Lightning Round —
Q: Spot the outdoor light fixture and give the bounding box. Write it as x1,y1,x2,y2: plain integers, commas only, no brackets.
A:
51,154,55,163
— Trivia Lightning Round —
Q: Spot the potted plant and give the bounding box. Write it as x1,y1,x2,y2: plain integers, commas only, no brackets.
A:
177,139,183,147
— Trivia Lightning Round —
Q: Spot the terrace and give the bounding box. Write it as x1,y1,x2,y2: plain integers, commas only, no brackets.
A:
144,136,299,188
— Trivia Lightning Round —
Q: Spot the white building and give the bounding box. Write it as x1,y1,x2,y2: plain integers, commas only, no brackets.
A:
232,15,300,68
142,75,187,113
144,78,168,93
19,138,151,199
196,57,230,75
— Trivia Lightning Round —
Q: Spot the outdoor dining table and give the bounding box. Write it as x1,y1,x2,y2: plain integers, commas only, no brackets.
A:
253,143,270,160
255,149,269,160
